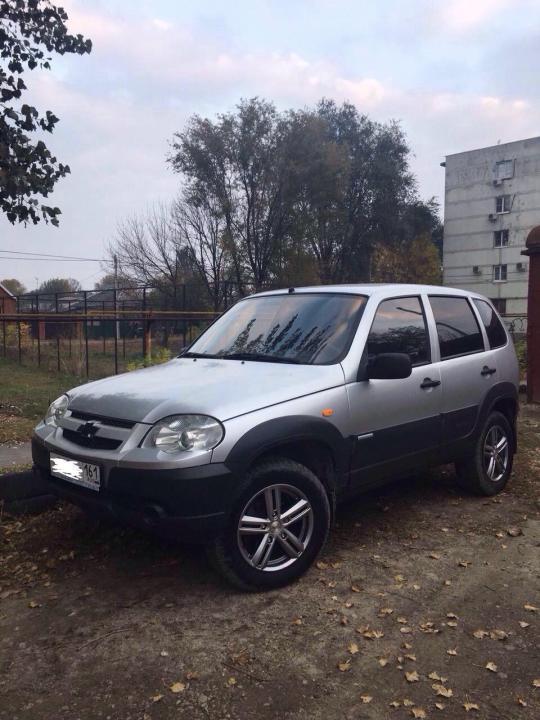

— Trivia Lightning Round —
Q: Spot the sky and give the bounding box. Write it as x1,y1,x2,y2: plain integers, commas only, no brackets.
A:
2,0,540,291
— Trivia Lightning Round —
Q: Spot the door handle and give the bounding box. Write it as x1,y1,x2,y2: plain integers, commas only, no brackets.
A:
420,378,441,389
481,366,497,376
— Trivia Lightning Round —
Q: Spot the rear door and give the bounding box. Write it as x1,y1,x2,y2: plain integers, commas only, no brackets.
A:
427,295,491,447
347,294,442,486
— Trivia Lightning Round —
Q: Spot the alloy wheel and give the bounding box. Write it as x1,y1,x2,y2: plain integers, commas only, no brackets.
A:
483,425,509,483
237,484,314,572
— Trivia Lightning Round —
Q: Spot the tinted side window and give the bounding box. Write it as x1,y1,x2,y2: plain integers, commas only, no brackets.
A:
429,296,484,359
367,296,429,365
473,299,507,349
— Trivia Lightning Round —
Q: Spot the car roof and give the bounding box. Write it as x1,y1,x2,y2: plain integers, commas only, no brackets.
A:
249,283,486,301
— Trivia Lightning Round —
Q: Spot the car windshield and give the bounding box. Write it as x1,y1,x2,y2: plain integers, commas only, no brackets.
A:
186,293,367,365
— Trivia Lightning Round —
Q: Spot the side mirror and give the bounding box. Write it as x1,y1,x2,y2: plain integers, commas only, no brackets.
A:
366,352,412,380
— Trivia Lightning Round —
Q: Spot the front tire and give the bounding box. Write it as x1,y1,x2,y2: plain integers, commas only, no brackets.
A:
455,410,514,496
208,457,330,590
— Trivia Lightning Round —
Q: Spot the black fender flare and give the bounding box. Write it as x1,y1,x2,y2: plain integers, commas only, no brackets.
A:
474,381,519,450
224,415,352,490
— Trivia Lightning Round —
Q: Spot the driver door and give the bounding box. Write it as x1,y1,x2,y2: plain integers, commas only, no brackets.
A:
346,295,442,487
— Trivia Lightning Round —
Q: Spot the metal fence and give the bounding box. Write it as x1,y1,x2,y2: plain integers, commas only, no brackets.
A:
0,284,225,379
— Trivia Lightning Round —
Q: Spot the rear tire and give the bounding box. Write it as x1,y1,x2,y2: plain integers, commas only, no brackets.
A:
207,457,330,591
455,410,514,496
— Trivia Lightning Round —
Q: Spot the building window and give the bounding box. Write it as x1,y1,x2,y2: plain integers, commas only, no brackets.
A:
494,159,514,181
494,229,509,247
493,264,507,282
495,195,512,213
490,298,507,314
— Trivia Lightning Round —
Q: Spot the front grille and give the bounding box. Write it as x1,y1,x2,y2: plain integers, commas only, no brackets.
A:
62,429,122,450
69,410,135,429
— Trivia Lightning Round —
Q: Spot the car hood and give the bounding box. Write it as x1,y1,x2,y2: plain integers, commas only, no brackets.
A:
67,358,345,424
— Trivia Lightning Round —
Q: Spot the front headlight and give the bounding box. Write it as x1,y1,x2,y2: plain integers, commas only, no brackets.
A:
45,394,69,426
142,415,224,454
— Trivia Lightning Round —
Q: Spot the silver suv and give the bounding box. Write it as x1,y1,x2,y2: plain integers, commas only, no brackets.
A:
32,284,519,589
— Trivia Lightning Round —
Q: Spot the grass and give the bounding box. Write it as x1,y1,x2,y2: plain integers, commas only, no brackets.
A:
0,358,83,444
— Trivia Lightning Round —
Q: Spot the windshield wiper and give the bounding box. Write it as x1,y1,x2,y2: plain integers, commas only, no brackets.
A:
181,351,221,359
219,352,302,364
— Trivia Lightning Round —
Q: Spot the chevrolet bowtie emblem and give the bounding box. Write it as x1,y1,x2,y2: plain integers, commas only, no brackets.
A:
77,421,98,438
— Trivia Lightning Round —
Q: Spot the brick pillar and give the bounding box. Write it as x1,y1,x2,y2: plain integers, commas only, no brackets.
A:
523,227,540,403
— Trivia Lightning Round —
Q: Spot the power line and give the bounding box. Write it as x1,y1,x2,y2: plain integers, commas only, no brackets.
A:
0,257,103,262
0,249,104,261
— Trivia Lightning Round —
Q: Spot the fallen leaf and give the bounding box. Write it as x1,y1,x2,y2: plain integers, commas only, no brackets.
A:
361,628,384,639
151,694,163,703
485,661,498,673
405,654,416,662
519,621,530,628
490,629,508,641
447,621,458,628
405,670,419,683
160,650,169,657
292,617,303,625
447,612,458,619
397,616,408,624
344,601,353,609
338,659,351,672
473,629,488,639
447,648,458,656
533,679,540,688
400,627,413,634
331,561,342,569
378,657,389,667
186,671,199,680
379,607,393,616
429,552,441,560
360,695,373,704
348,642,359,655
316,561,328,570
227,677,237,687
28,600,40,608
403,699,414,707
506,527,522,537
435,702,445,710
169,682,186,693
458,560,471,567
412,709,426,719
463,702,480,712
429,672,448,683
432,683,453,698
390,700,401,708
395,574,405,583
524,604,538,612
412,583,421,591
351,584,362,593
517,697,527,707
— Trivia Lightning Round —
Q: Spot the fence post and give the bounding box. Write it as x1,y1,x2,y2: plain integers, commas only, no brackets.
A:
17,296,21,364
84,291,89,378
142,287,147,359
113,288,118,375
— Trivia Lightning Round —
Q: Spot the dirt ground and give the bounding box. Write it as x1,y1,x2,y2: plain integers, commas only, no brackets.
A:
1,407,539,720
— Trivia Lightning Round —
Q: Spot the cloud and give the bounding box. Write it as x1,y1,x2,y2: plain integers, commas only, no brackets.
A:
439,0,512,31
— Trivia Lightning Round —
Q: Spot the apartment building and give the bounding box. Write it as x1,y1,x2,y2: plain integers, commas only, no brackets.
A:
442,136,540,320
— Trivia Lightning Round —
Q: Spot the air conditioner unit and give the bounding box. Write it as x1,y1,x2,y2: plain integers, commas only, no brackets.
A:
516,262,526,272
488,213,498,222
473,266,481,275
493,179,502,186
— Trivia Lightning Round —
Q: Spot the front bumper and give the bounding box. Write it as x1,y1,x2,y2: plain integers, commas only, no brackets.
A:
32,436,237,542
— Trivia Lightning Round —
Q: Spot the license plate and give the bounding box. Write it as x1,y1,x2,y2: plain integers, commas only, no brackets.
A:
50,454,101,491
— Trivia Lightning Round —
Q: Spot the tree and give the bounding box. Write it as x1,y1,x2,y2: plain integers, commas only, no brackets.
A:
0,0,92,225
172,195,230,311
0,277,25,295
371,233,442,284
94,272,134,291
38,277,81,294
169,98,294,292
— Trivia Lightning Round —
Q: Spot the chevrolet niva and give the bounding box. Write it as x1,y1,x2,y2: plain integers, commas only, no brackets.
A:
33,284,519,589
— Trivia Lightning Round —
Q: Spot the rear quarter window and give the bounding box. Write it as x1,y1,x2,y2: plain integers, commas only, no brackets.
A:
429,296,484,359
473,299,508,349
